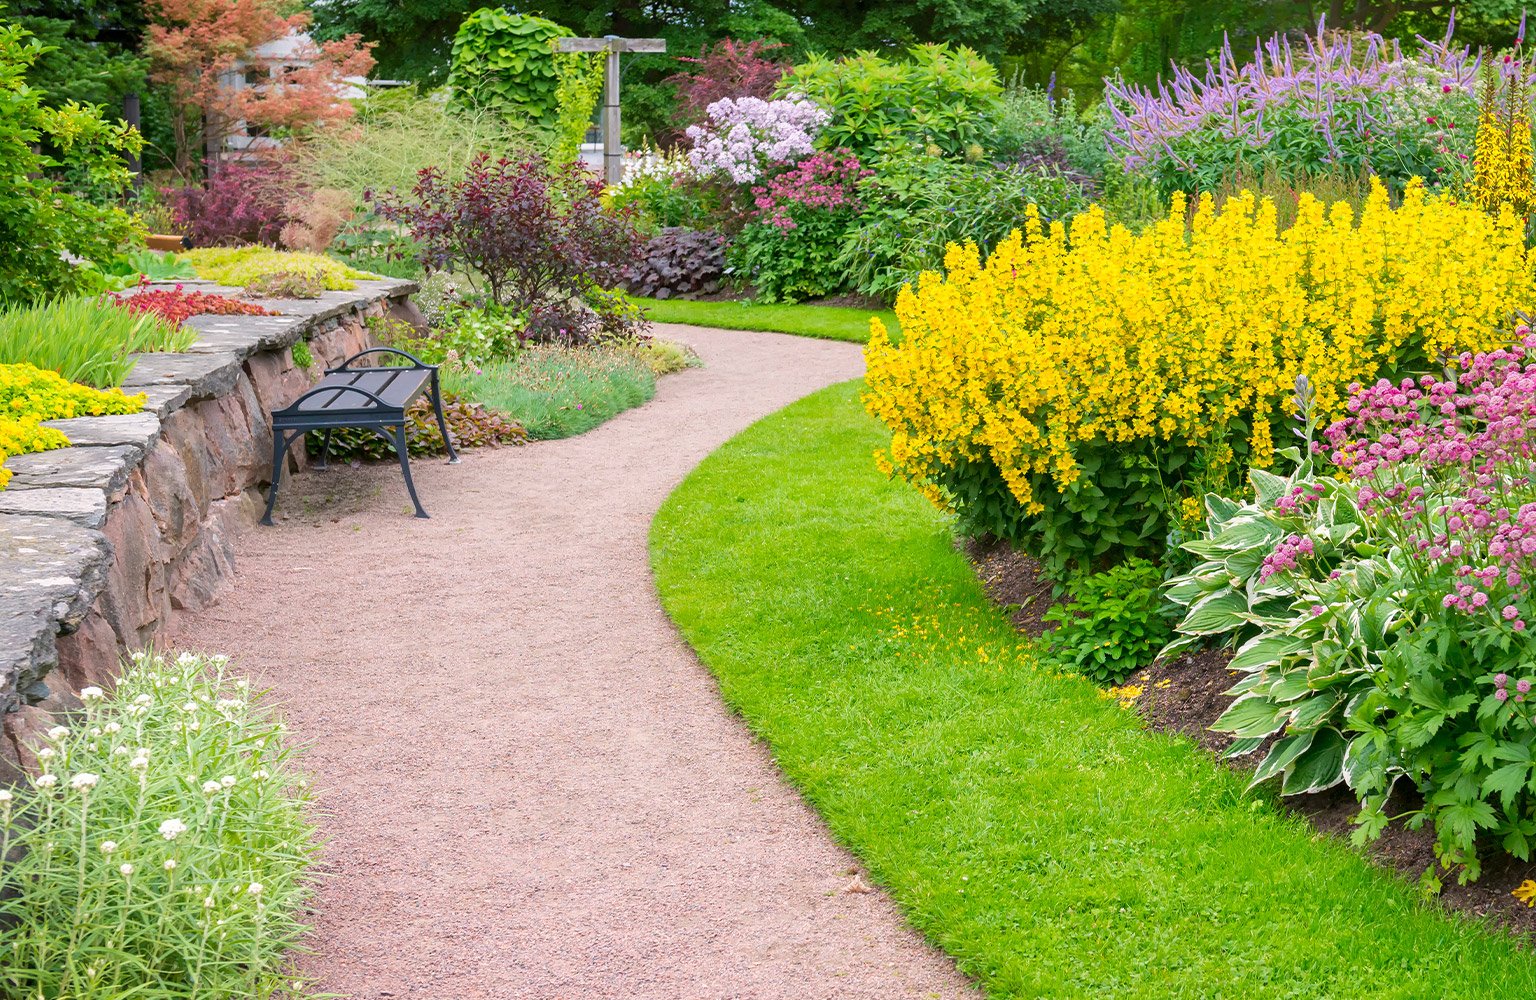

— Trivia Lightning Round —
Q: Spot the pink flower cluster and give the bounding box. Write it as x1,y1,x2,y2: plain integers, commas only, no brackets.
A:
1260,533,1316,581
684,95,829,184
1320,328,1536,627
1274,481,1324,513
749,151,871,230
1494,672,1534,702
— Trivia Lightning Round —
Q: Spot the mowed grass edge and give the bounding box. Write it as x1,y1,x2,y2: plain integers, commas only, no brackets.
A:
630,295,897,343
649,379,1536,1000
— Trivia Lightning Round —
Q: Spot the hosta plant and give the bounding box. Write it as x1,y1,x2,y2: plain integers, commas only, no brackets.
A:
1168,340,1536,881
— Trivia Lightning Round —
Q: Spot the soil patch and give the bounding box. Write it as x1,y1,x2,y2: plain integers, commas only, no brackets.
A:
969,544,1536,939
963,536,1060,636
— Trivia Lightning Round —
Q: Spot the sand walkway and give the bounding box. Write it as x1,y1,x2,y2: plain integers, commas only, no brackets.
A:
165,324,972,999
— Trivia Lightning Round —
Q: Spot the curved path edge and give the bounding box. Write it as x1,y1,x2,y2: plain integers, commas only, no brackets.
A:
165,323,974,999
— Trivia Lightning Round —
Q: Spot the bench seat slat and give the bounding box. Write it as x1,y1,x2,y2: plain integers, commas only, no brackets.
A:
284,367,431,416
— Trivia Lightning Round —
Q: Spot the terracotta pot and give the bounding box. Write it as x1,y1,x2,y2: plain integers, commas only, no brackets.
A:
145,233,190,252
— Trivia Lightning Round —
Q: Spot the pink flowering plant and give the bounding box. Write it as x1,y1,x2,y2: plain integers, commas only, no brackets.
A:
683,95,829,185
1165,340,1536,882
727,150,869,302
748,151,870,230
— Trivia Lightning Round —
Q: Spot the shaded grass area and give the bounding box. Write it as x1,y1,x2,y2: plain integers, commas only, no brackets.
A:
650,380,1536,1000
630,296,897,344
446,345,656,440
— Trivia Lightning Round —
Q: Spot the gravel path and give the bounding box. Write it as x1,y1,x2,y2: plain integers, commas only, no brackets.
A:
165,324,973,1000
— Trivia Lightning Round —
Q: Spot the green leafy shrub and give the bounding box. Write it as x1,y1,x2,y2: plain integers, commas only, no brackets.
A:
0,19,143,304
181,248,377,291
447,9,573,130
0,296,194,387
290,340,313,370
777,44,1003,158
437,305,526,365
990,84,1110,184
1043,558,1174,685
307,391,527,461
446,346,656,440
837,153,1096,301
0,651,319,998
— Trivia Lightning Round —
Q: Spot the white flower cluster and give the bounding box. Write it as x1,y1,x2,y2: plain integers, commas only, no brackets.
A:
684,95,829,184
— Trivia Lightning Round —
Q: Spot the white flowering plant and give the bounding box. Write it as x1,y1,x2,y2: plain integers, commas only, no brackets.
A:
0,652,319,999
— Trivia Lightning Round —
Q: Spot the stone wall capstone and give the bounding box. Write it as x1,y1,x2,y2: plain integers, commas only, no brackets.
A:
0,278,415,781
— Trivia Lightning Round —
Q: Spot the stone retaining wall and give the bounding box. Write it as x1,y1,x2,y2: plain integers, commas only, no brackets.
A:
0,279,418,780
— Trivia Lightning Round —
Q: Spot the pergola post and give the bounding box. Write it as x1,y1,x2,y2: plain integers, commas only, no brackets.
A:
556,35,667,186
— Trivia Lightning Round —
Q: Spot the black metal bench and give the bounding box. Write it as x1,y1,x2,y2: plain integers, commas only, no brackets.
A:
260,348,458,525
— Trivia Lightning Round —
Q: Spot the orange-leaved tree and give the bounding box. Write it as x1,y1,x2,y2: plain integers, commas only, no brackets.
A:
145,0,374,174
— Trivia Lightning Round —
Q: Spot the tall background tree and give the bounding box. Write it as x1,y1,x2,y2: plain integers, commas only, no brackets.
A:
145,0,374,173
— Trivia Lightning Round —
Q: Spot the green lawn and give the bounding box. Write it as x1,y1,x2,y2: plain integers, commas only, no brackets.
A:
630,295,897,343
650,380,1536,1000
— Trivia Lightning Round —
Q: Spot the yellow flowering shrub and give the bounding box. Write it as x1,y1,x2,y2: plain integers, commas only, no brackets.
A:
0,363,145,489
864,180,1534,577
181,247,378,291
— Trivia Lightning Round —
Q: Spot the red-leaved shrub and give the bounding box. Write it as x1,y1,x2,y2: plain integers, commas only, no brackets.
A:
111,284,275,324
668,38,789,127
368,153,644,342
162,159,295,246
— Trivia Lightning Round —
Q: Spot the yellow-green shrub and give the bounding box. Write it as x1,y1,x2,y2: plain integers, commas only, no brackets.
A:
0,363,144,488
181,247,377,292
863,180,1533,577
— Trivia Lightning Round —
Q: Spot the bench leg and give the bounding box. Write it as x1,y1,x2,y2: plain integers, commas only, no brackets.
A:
315,428,333,470
260,430,293,526
430,370,460,464
394,425,429,519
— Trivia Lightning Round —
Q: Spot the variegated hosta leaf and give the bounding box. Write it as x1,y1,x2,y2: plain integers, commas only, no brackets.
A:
1212,693,1289,740
1279,728,1347,795
1178,590,1251,636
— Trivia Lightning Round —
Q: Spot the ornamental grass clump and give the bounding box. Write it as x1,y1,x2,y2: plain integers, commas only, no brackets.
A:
864,180,1532,578
1165,336,1536,881
0,296,193,388
0,651,318,998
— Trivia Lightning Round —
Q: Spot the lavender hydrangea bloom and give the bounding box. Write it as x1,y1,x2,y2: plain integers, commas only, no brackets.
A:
685,95,830,184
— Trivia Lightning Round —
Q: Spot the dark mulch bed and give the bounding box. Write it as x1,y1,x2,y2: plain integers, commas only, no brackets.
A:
962,537,1060,636
967,540,1536,937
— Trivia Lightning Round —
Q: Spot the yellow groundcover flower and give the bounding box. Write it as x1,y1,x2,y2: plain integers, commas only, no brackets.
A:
865,181,1531,532
0,364,144,489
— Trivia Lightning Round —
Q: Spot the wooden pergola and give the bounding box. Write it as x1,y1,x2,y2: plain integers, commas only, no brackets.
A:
555,35,667,185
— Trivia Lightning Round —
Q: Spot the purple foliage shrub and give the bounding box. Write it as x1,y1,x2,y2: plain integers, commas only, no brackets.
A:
162,159,296,246
369,153,644,342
